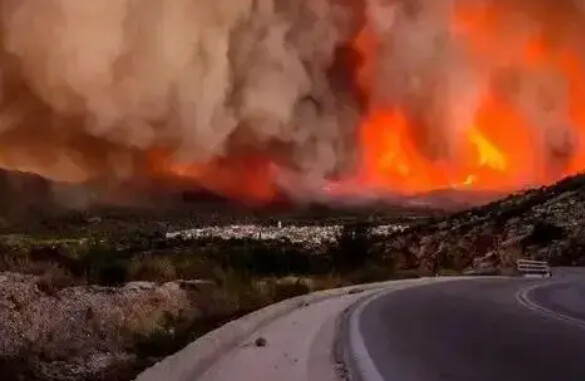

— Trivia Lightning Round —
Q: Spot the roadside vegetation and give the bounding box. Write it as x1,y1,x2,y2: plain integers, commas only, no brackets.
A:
0,219,419,381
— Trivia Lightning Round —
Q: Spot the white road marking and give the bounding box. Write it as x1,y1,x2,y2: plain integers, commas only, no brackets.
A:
515,281,585,331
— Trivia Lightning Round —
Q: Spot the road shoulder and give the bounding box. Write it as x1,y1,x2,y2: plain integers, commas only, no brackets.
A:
199,291,374,381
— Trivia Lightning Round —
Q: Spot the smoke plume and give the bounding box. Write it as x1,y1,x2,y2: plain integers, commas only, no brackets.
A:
0,0,584,201
0,0,361,183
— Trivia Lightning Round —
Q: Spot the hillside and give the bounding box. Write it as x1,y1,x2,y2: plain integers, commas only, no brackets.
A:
386,173,585,274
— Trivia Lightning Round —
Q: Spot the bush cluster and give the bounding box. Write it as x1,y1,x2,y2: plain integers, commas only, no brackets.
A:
0,221,397,288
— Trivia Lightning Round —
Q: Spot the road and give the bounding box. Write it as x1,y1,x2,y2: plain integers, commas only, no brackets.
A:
196,278,450,381
136,277,460,381
350,270,585,381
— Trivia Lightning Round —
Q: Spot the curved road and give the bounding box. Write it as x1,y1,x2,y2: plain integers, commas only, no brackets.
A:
351,269,585,381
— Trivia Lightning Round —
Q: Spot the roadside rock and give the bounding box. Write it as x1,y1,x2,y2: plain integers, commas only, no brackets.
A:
255,337,267,347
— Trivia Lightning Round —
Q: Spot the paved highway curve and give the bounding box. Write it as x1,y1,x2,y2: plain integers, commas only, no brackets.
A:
350,269,585,381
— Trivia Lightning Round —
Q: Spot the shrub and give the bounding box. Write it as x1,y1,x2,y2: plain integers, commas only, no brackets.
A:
347,261,393,284
210,269,271,313
173,254,216,280
96,262,129,286
554,231,585,266
0,352,36,381
0,250,32,274
36,266,76,295
311,274,345,290
525,221,565,246
133,327,178,358
270,278,311,301
128,256,177,283
209,239,320,277
332,222,374,272
81,244,131,286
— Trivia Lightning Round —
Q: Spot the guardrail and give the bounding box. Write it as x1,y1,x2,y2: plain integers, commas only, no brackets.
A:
516,259,552,278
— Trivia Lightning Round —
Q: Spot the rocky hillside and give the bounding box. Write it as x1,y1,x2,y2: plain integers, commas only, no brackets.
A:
0,272,215,381
386,173,585,274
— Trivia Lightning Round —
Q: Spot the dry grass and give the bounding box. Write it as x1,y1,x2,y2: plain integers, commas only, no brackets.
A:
128,256,177,283
311,274,346,290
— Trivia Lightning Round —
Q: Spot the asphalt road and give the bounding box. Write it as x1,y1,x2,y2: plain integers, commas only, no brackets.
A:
351,270,585,381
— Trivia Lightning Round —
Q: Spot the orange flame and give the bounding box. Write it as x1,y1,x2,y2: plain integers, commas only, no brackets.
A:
150,1,585,202
348,1,585,196
467,128,507,171
148,150,278,203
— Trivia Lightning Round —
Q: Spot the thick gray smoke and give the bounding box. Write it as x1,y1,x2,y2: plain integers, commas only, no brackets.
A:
0,0,584,200
0,0,362,184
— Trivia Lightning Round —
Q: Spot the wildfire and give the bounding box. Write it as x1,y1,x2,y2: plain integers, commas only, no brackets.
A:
467,128,506,171
148,150,278,203
348,0,585,196
0,0,584,204
150,0,585,201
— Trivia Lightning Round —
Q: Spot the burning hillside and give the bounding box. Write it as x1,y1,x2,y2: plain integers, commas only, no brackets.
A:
0,0,584,203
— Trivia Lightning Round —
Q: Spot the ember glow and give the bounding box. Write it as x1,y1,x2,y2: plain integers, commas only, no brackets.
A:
0,0,585,203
